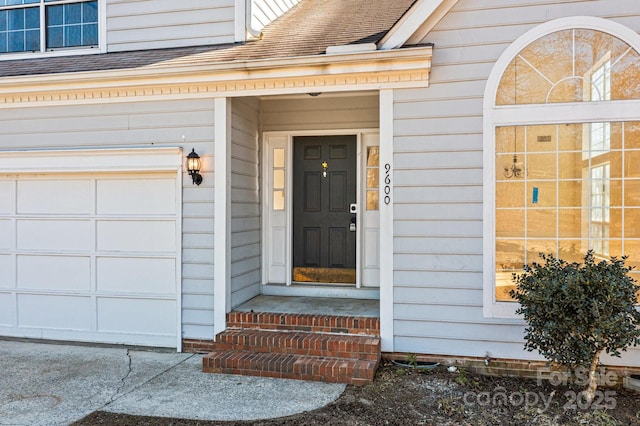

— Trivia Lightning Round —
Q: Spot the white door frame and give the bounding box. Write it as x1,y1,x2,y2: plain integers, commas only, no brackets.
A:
262,129,380,289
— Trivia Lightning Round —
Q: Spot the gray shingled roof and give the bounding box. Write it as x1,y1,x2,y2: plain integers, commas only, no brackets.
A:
0,0,417,78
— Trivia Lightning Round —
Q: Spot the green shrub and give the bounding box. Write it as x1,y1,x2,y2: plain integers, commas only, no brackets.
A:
510,251,640,402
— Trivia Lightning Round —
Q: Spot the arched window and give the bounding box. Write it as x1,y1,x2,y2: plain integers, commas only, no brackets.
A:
483,17,640,317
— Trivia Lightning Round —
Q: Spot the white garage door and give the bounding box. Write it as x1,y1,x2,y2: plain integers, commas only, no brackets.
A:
0,172,179,347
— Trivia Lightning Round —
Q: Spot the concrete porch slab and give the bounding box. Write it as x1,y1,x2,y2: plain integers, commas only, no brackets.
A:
234,295,380,317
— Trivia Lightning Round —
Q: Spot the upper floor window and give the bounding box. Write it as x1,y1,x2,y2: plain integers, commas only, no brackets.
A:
496,29,640,105
0,0,98,54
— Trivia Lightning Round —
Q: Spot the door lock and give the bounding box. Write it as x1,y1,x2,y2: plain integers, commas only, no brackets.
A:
349,217,356,232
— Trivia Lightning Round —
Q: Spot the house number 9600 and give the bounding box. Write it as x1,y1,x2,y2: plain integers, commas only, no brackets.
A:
384,163,391,205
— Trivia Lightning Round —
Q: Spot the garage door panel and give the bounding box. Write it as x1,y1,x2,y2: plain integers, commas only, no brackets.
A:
2,167,179,348
17,220,91,251
97,257,175,294
97,298,176,335
18,294,91,330
0,220,11,249
0,293,14,325
17,180,91,214
17,255,90,291
97,179,176,215
0,255,12,288
97,220,175,252
0,180,14,213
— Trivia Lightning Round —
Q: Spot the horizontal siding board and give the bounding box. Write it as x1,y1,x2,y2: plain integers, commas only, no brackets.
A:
182,217,215,233
394,203,482,221
394,254,483,272
394,116,483,137
395,98,483,119
182,294,215,310
182,309,214,325
182,202,215,217
395,287,482,306
395,320,525,342
182,263,215,279
394,151,482,169
181,324,214,340
395,133,482,150
182,248,215,264
394,270,482,289
182,279,214,295
394,186,482,203
394,237,483,254
394,168,483,186
395,220,482,238
394,336,540,360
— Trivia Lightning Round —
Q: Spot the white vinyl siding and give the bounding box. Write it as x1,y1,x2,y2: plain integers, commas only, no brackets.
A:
106,0,235,52
261,95,379,132
391,0,640,366
0,98,216,341
230,97,261,308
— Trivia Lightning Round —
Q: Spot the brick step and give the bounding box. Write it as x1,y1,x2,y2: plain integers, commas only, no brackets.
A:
203,350,378,385
214,329,380,361
226,311,380,336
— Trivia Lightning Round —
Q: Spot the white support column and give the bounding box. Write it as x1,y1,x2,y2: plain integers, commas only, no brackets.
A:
214,97,232,337
379,90,394,352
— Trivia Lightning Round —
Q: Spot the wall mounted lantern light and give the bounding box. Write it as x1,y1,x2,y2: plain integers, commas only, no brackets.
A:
186,148,203,185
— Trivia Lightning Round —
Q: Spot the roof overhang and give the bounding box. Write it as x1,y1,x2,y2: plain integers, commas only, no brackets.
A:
0,46,432,108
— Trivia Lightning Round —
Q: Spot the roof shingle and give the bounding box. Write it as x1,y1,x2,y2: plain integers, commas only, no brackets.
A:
0,0,416,78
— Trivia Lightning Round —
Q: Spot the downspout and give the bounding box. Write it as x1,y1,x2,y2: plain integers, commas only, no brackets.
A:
246,0,263,40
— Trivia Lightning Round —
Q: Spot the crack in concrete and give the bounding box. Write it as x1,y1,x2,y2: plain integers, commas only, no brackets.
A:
108,349,133,405
100,350,197,410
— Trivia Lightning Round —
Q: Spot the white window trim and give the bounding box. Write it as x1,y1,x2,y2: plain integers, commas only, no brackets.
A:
483,16,640,318
0,0,106,61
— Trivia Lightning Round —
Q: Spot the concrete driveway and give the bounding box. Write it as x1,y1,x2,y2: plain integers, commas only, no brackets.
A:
0,339,345,425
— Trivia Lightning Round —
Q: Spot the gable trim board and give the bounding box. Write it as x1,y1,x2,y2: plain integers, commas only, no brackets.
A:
0,147,183,348
482,16,640,319
379,0,458,50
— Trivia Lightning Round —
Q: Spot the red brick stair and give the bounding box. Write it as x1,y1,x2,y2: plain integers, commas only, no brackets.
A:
202,312,381,385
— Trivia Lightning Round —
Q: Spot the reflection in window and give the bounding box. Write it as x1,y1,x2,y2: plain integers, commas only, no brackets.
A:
589,164,610,257
494,122,640,301
366,146,379,211
497,29,640,105
273,148,285,210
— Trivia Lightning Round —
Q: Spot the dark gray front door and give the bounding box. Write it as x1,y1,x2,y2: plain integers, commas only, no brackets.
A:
292,135,356,283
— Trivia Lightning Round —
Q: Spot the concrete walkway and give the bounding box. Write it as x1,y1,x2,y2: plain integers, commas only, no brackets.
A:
0,339,345,425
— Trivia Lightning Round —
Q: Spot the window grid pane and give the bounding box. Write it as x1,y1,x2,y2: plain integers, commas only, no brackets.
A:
495,122,636,302
0,1,98,53
46,1,98,49
272,148,285,211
